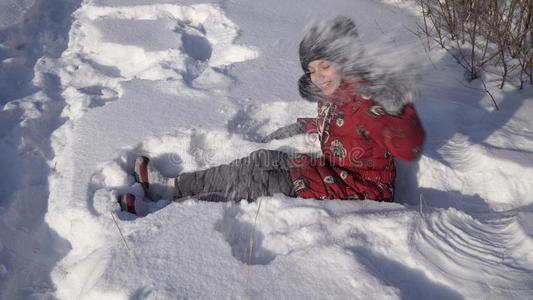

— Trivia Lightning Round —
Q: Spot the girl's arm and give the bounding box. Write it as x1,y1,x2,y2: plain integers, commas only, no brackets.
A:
296,118,318,134
261,122,304,142
261,117,318,143
372,103,425,161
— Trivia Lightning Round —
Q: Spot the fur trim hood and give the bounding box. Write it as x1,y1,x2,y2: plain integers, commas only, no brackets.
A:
298,16,417,115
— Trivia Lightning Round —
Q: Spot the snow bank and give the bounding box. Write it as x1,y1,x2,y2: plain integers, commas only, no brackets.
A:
0,0,81,298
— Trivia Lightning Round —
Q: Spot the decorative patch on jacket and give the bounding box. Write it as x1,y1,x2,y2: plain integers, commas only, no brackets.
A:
318,103,335,148
363,191,370,200
321,130,330,144
292,177,309,193
386,182,394,195
330,139,347,158
384,149,391,159
323,175,336,184
335,112,345,127
339,170,349,180
356,125,372,144
368,105,385,117
356,125,370,138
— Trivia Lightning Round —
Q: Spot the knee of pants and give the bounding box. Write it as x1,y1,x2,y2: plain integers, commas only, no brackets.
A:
267,169,294,197
248,149,289,170
176,172,199,195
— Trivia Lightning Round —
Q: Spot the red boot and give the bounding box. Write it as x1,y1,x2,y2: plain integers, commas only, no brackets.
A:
134,156,176,201
134,156,150,193
118,193,137,214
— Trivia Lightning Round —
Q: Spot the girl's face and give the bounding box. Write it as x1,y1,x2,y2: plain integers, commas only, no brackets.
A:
307,59,342,96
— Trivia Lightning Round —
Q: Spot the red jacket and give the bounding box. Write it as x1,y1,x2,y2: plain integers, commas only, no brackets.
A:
288,81,425,201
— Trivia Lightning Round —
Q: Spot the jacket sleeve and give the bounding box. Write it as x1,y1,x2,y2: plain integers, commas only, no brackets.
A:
374,103,425,161
296,118,318,134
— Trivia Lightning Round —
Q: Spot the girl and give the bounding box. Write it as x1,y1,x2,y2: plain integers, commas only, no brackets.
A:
119,16,425,214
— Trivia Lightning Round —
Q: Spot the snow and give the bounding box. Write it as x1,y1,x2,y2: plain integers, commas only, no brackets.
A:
1,0,533,299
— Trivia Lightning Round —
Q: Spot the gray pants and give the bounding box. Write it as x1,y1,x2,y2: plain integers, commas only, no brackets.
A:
174,149,295,202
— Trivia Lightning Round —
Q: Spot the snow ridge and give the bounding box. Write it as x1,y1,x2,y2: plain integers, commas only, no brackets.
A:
0,0,81,298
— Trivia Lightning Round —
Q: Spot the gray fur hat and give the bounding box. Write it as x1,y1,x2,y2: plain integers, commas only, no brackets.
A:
299,16,361,73
298,16,416,115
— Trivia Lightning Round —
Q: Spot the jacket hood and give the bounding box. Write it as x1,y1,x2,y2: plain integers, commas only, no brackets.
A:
298,16,417,115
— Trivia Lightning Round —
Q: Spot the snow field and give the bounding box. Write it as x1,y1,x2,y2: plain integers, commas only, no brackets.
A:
1,0,533,298
48,0,533,298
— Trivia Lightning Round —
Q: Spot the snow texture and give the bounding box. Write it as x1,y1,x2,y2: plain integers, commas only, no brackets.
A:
1,0,533,299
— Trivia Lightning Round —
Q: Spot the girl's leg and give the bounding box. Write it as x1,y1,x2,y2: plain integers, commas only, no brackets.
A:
136,149,294,202
174,149,295,202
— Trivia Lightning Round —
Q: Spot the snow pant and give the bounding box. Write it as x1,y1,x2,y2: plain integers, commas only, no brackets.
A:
173,149,295,202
